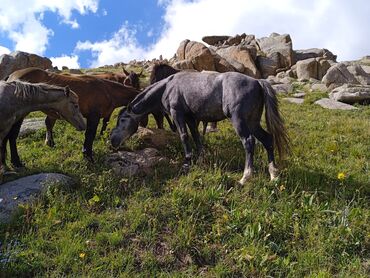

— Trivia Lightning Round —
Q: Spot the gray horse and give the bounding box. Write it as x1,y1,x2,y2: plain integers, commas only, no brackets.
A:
110,71,289,184
0,80,86,183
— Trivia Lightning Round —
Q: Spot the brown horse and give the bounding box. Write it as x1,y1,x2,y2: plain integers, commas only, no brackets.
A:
88,67,143,89
7,67,141,162
0,80,86,183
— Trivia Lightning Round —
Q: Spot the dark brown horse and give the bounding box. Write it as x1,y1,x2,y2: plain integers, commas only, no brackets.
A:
150,63,216,134
7,67,141,162
89,67,143,89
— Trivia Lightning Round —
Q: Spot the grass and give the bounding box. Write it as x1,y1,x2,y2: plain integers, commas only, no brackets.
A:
0,87,369,277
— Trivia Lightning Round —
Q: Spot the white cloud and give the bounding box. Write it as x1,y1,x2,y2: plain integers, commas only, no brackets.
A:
0,0,98,55
50,55,80,69
0,45,10,56
79,0,370,66
76,22,148,67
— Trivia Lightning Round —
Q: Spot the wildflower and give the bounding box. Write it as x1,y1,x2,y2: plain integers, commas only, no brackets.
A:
337,172,346,180
79,252,86,259
279,184,286,191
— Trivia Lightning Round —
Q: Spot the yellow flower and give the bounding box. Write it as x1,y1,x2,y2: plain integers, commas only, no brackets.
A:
337,172,346,180
79,252,86,259
279,184,286,191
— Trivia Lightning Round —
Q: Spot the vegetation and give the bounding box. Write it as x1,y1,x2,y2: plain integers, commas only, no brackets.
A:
0,81,369,276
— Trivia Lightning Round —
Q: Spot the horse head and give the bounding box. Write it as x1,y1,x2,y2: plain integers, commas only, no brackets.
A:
110,107,140,148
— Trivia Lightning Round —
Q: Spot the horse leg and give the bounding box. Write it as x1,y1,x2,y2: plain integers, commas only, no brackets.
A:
152,111,164,129
252,124,278,181
202,121,208,136
231,116,255,184
0,141,4,184
164,113,177,132
82,112,100,162
171,109,192,167
139,114,149,128
45,116,57,147
8,119,24,168
100,116,110,135
185,116,203,155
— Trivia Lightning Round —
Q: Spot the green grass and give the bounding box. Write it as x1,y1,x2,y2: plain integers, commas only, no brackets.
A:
0,91,369,277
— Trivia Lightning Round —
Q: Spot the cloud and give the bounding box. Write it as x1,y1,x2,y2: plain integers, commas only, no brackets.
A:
0,0,98,55
50,55,80,69
76,22,148,67
0,45,10,56
79,0,370,67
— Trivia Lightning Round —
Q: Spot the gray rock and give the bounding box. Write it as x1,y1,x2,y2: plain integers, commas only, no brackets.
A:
272,83,293,94
329,84,370,104
322,63,360,89
311,83,328,92
19,118,45,138
283,97,304,104
294,48,337,63
202,36,230,46
296,58,319,80
106,148,168,177
292,92,306,98
0,173,74,223
314,98,358,110
257,54,281,78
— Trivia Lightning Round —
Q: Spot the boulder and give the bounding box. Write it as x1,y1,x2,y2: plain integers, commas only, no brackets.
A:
347,65,370,85
172,59,194,70
314,98,358,110
322,63,360,89
0,173,74,223
283,97,304,104
214,56,236,73
215,46,260,77
176,40,216,71
19,118,45,138
131,127,178,149
106,148,168,178
311,83,328,92
202,35,230,46
257,54,281,78
257,33,294,70
329,84,370,104
69,69,83,74
294,48,337,63
0,51,52,80
272,83,293,94
296,58,319,80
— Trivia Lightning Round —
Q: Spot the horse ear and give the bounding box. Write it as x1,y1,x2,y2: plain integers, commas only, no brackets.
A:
122,67,130,76
64,86,70,97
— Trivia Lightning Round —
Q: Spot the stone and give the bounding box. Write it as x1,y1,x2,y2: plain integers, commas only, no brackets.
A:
214,56,236,73
347,65,370,85
0,51,52,80
322,63,360,89
176,40,216,71
202,36,230,46
296,58,319,80
294,48,337,63
106,148,168,178
69,69,83,74
131,127,177,149
314,98,358,110
292,92,306,98
272,83,293,94
283,97,304,104
216,46,260,77
257,55,280,78
0,173,74,223
257,33,294,70
177,39,190,60
311,83,328,92
329,84,370,104
19,118,45,138
172,59,194,70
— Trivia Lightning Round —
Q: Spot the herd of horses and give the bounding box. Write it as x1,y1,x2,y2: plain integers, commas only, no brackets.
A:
0,64,290,185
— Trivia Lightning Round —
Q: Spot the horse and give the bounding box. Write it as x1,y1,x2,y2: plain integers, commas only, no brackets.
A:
110,71,290,184
7,67,141,162
0,80,86,183
149,63,217,134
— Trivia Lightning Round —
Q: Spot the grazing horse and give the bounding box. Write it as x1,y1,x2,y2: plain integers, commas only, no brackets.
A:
110,71,290,184
7,67,141,162
0,80,86,183
149,63,216,134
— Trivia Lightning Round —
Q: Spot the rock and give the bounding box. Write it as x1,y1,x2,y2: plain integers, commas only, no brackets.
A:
294,48,337,63
296,58,319,80
215,46,260,77
314,98,358,110
19,118,45,138
106,148,167,177
329,84,370,104
0,173,74,223
311,83,328,92
272,83,293,94
292,92,306,98
214,56,236,73
257,33,294,70
172,59,195,70
347,65,370,85
322,63,360,89
0,51,52,80
257,55,280,78
131,127,177,149
176,40,216,71
362,65,370,75
226,34,244,45
202,35,230,46
69,69,83,74
283,97,304,104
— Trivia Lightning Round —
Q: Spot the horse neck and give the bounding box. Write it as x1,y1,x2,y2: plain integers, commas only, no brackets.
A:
107,82,140,107
132,83,165,116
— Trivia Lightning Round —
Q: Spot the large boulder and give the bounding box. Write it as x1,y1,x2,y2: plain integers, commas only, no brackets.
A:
130,127,178,149
19,118,45,138
176,40,216,71
0,51,52,80
329,84,370,104
257,33,294,70
296,58,319,80
314,98,358,110
215,46,260,78
322,63,370,89
202,35,230,46
257,53,282,78
0,173,74,223
294,48,337,63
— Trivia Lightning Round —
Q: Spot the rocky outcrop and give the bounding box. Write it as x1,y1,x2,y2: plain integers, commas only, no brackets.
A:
295,58,333,81
202,35,231,46
322,63,370,89
0,51,52,80
329,84,370,104
294,48,337,63
0,173,74,223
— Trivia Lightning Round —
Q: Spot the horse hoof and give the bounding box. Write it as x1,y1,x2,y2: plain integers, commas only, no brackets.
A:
12,162,25,170
45,140,55,148
83,153,95,163
180,163,190,174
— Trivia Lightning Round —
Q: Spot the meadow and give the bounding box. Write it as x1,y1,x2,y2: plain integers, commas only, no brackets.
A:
0,75,369,277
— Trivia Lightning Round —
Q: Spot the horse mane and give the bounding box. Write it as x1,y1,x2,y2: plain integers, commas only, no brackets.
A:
10,80,64,101
150,63,180,84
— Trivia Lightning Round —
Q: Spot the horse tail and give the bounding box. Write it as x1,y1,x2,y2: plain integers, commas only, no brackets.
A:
258,80,290,158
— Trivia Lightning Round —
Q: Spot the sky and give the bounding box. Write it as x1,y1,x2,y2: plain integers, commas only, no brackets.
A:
0,0,369,69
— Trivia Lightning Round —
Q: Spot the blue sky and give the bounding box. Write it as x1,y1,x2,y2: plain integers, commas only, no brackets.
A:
0,0,369,69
